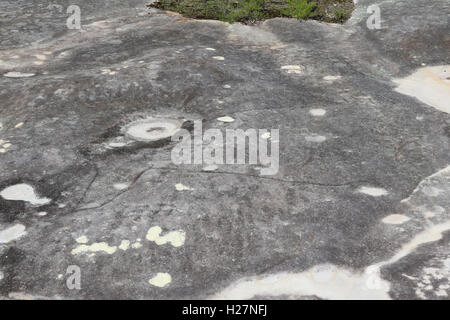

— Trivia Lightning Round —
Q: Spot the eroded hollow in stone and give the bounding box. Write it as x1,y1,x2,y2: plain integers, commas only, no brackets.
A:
124,118,182,142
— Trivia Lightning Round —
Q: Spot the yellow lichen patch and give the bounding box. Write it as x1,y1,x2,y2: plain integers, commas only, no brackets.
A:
146,226,185,247
131,241,142,249
75,235,89,244
148,273,171,288
71,242,117,255
15,122,24,128
119,240,130,250
175,183,193,191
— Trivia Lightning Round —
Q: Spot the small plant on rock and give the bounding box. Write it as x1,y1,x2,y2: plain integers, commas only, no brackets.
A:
282,0,317,19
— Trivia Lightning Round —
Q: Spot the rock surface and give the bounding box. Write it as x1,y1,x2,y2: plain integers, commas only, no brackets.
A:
0,0,449,299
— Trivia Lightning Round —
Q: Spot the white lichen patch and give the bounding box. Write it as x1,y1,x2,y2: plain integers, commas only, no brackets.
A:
75,235,89,244
119,240,130,251
0,183,51,206
323,75,342,82
309,108,327,117
113,183,129,190
131,240,142,249
175,183,193,191
149,273,172,288
261,132,271,139
71,242,117,255
14,122,24,128
205,48,216,51
382,214,411,225
4,72,35,78
146,226,186,247
217,116,234,123
212,56,225,61
357,186,388,197
393,65,450,114
0,224,27,244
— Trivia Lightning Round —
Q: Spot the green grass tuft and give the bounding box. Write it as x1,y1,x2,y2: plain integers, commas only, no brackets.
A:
281,0,317,20
149,0,354,24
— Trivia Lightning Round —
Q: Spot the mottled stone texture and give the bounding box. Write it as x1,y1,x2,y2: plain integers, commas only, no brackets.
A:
0,0,449,299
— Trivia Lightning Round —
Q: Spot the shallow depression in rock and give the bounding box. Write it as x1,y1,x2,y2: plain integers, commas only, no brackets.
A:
124,118,183,142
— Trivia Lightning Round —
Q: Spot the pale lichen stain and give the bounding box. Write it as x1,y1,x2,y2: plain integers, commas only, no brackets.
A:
217,116,234,123
0,183,51,206
382,214,410,225
146,226,186,247
393,65,450,114
0,224,27,244
3,72,35,78
210,264,390,300
357,186,388,197
309,108,327,117
323,75,342,82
